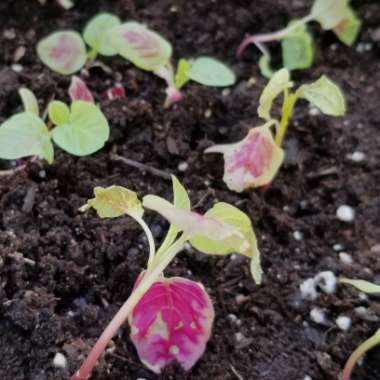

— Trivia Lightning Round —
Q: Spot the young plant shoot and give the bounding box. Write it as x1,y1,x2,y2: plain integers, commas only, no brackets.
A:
0,82,109,165
238,0,361,77
339,278,380,380
205,68,346,192
37,13,121,74
108,21,236,107
70,176,262,379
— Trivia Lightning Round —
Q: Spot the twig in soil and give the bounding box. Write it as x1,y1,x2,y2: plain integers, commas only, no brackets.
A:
230,364,244,380
0,165,27,177
8,252,36,266
306,166,338,179
110,153,172,180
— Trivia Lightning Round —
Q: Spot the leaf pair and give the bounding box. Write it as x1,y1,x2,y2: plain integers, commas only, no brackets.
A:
205,68,346,192
37,13,121,75
0,89,109,163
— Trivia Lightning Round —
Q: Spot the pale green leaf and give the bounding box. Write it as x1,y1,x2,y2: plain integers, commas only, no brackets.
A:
83,13,121,56
51,101,110,156
156,175,191,255
333,7,361,46
297,75,346,116
258,55,274,79
108,21,172,72
187,57,236,87
80,185,143,218
19,88,39,115
311,0,350,30
175,58,191,90
282,21,314,70
49,100,70,125
0,112,53,163
190,202,262,284
37,31,87,75
258,68,293,121
340,278,380,294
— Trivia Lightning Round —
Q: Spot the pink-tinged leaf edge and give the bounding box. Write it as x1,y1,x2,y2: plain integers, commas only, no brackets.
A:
69,76,94,103
205,124,284,192
129,273,215,373
105,83,126,100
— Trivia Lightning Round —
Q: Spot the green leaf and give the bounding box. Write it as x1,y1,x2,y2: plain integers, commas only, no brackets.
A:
156,175,191,255
297,75,346,116
190,202,262,284
0,112,54,163
19,88,39,115
281,21,314,71
49,100,70,125
187,57,236,87
311,0,350,30
37,31,87,75
175,58,191,90
108,21,172,72
80,185,143,218
83,13,121,56
340,278,380,294
258,55,274,79
258,68,293,121
333,7,361,46
51,101,110,156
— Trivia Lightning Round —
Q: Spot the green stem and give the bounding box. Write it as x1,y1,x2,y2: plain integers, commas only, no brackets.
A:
69,234,188,380
275,90,298,147
341,329,380,380
135,216,156,270
86,49,98,68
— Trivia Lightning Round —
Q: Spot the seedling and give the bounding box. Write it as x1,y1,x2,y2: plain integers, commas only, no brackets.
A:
70,176,262,379
238,0,361,77
37,13,121,74
205,68,345,192
0,82,109,164
340,278,380,380
108,21,236,107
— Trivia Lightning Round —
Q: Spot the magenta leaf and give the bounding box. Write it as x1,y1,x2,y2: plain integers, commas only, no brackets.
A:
69,76,94,103
129,273,214,373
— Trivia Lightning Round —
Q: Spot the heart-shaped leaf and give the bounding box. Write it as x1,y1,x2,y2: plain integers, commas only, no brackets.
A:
108,21,172,72
0,112,53,163
51,100,109,156
69,76,94,103
37,31,87,75
205,122,284,191
83,13,121,56
332,7,361,46
129,274,214,373
311,0,349,30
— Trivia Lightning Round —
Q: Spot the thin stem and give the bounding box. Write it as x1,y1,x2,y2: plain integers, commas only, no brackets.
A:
341,329,380,380
275,90,298,147
237,14,313,57
69,234,188,380
135,216,156,270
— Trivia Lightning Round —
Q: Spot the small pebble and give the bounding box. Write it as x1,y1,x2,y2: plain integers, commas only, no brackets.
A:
235,332,245,342
310,307,326,325
304,375,313,380
308,106,320,116
293,230,303,241
204,109,212,118
300,278,318,300
347,151,366,162
315,271,337,294
11,64,23,72
177,162,188,172
336,315,351,331
333,244,344,251
336,205,355,223
222,88,231,97
339,252,353,265
53,353,67,369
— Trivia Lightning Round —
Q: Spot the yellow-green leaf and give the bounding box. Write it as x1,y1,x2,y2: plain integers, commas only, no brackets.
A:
49,100,70,125
258,55,274,79
190,202,262,284
83,13,121,56
0,112,54,164
258,68,293,121
333,7,361,46
51,101,109,156
80,185,143,218
297,75,346,116
175,58,191,90
19,88,39,115
311,0,350,30
340,278,380,294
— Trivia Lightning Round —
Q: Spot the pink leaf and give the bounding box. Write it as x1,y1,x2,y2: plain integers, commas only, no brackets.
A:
205,123,284,192
129,273,214,373
69,76,94,103
105,83,126,100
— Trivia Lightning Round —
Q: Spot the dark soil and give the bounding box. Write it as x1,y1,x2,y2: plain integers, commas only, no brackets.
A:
1,0,380,379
